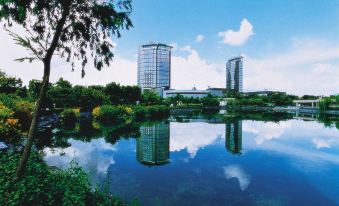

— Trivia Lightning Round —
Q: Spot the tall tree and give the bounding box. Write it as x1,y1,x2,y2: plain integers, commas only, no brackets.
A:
0,0,132,178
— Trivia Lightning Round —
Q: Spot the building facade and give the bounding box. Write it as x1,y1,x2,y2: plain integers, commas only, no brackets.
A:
226,120,242,155
163,87,224,99
136,122,170,165
163,89,211,99
226,56,243,93
137,43,172,92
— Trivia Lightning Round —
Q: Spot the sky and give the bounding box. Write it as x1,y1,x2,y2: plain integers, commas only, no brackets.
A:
0,0,339,95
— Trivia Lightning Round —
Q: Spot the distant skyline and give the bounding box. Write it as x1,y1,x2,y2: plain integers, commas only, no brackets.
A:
0,0,338,95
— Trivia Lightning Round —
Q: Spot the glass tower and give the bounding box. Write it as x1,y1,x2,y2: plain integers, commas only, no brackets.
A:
137,43,172,91
226,56,243,93
136,122,170,166
226,120,242,155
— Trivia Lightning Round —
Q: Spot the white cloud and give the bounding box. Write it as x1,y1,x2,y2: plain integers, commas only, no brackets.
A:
243,120,339,164
243,121,291,145
44,138,117,176
172,45,224,89
218,19,254,46
244,39,339,95
312,138,333,149
169,42,178,51
223,165,250,191
195,34,204,43
312,63,332,74
170,122,224,158
0,26,137,86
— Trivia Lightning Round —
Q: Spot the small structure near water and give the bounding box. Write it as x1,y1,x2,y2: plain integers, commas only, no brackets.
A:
293,99,321,108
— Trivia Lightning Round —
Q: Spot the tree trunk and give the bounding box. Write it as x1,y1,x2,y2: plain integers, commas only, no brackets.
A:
15,4,70,179
16,60,51,178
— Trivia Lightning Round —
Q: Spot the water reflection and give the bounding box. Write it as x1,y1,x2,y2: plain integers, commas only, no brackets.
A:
169,122,224,158
41,114,339,206
225,120,242,155
223,165,250,191
137,122,170,166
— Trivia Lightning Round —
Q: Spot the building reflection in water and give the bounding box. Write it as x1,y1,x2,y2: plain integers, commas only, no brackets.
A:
136,122,170,166
226,120,242,155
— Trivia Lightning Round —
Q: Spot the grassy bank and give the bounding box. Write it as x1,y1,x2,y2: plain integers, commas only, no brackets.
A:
0,151,139,206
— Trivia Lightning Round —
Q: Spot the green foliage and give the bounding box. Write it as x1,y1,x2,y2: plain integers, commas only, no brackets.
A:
28,79,53,108
0,93,22,109
0,151,134,206
133,106,147,119
70,86,109,111
0,70,26,97
12,100,34,131
92,105,129,123
0,0,133,76
93,104,170,123
0,96,33,131
47,78,74,108
141,90,162,105
60,108,80,125
104,82,141,105
0,104,13,120
232,93,298,107
146,105,169,119
319,97,331,112
0,118,21,143
201,94,219,107
301,95,320,100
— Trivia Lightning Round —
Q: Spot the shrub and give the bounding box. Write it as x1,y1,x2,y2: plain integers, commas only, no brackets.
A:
13,100,34,131
60,108,80,125
0,104,13,120
92,105,127,123
133,106,146,120
0,118,21,143
0,152,136,206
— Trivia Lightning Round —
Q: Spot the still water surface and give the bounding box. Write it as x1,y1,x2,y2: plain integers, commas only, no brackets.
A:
43,116,339,206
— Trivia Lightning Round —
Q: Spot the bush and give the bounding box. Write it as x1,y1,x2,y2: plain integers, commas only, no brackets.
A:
13,100,34,131
92,105,128,123
0,118,21,143
60,108,80,125
133,106,146,120
0,151,135,206
0,104,13,120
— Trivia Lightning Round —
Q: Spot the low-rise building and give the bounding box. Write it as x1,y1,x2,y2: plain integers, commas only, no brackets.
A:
162,87,225,99
243,91,287,96
163,89,210,98
207,87,227,97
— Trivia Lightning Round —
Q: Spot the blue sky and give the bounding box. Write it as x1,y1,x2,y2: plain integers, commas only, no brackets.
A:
0,0,338,95
117,0,339,58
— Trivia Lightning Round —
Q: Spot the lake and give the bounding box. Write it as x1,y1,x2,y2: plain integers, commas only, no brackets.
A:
42,113,339,206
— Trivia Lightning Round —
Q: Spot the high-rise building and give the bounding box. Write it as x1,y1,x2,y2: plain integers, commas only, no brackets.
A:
136,122,170,166
226,120,242,155
226,56,243,93
137,43,172,92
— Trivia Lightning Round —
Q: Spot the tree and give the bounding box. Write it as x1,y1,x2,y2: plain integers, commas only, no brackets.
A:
104,82,123,104
0,0,133,178
142,90,162,105
0,70,26,96
28,79,53,108
70,85,109,110
47,78,73,108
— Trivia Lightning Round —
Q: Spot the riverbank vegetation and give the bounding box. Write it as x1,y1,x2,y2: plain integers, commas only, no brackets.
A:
0,151,139,206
